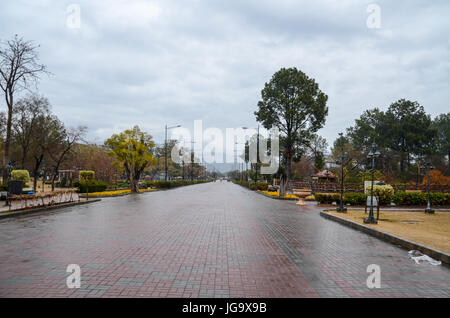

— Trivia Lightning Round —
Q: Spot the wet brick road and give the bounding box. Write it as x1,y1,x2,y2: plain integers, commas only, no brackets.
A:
0,182,449,297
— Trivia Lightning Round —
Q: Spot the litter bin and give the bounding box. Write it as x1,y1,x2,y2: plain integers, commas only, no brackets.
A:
9,180,24,195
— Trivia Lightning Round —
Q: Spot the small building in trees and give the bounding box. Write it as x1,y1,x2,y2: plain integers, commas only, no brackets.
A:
313,169,336,182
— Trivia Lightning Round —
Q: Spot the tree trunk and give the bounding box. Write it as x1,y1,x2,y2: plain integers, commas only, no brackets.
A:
32,155,43,192
2,93,12,182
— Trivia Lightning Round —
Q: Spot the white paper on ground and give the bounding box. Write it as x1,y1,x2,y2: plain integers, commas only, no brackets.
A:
408,250,442,266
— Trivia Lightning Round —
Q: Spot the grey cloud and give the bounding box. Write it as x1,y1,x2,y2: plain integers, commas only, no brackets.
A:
1,0,449,154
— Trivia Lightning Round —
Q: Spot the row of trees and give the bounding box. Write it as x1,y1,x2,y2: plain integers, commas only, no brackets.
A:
330,101,449,183
246,67,448,193
0,93,85,191
1,35,208,193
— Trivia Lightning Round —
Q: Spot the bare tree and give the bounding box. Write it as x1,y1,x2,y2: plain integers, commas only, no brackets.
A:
29,114,64,191
12,94,50,168
0,35,48,181
48,126,86,191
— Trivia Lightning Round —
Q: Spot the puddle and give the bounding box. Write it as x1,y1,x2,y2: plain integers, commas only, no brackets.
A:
408,250,441,266
402,220,419,225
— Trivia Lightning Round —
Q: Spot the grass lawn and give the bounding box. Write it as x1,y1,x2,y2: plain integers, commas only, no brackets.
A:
327,209,450,254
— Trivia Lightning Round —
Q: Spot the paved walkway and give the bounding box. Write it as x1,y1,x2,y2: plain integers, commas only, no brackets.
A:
0,182,449,297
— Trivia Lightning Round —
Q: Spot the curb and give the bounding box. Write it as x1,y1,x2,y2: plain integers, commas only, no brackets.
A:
0,199,102,220
317,205,450,212
320,210,450,266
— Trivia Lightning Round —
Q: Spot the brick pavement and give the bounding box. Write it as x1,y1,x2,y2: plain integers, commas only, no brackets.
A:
0,182,449,298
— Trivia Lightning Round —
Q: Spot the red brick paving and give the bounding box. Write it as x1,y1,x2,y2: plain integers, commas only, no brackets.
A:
0,181,449,298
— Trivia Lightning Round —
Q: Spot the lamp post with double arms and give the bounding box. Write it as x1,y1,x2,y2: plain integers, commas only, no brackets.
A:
364,142,380,224
336,133,347,213
165,124,181,181
422,159,435,214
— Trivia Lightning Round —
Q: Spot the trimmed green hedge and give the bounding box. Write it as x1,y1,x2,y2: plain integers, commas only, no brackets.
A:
315,193,366,205
74,180,109,193
233,180,269,191
316,192,450,206
145,180,212,189
393,192,450,206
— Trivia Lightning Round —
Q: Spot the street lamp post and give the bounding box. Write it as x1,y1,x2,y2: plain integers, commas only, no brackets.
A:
3,162,13,207
364,142,380,224
422,159,435,214
165,124,181,181
336,133,347,213
242,125,260,185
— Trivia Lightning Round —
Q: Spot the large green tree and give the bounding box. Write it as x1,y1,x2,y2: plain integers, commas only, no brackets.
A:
346,99,438,181
105,126,156,192
432,113,450,174
383,99,436,173
255,67,328,194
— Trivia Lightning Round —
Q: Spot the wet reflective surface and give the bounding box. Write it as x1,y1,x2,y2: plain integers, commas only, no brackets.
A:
0,182,449,297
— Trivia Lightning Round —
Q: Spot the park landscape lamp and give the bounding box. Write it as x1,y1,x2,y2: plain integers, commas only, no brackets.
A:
165,124,181,181
421,159,435,214
336,133,347,213
364,142,380,224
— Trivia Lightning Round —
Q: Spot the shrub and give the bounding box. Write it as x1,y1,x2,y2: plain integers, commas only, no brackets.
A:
145,180,211,189
393,192,450,206
315,193,340,204
315,192,367,205
79,171,95,183
365,184,394,205
75,180,108,193
423,170,450,185
233,180,268,191
11,170,30,183
116,181,130,188
343,193,367,205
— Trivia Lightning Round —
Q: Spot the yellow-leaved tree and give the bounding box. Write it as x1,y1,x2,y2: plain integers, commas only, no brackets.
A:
105,126,156,193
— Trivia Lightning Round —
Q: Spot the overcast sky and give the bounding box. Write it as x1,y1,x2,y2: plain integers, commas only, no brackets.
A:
1,0,449,155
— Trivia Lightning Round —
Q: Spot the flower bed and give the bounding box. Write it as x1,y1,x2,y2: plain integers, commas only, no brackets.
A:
86,188,158,197
261,191,298,199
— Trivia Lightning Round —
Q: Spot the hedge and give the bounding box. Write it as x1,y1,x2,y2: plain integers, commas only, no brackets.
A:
232,180,269,191
393,192,450,206
75,180,109,193
145,180,212,189
315,193,367,205
315,192,450,206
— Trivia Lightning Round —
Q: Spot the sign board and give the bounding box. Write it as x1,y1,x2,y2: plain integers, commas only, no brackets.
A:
364,181,372,194
366,196,378,207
